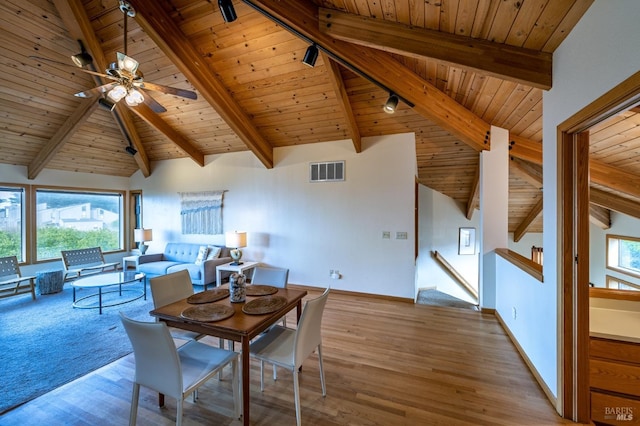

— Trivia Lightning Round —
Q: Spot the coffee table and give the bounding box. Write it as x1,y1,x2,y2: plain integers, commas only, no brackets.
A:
71,271,146,314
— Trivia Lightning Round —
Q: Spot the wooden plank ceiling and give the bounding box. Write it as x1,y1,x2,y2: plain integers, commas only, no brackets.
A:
2,0,639,237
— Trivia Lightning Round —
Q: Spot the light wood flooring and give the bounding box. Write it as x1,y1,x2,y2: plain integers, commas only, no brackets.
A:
1,288,585,425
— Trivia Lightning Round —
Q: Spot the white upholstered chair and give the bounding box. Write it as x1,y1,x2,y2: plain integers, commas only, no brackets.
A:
149,270,204,342
120,313,240,426
249,288,330,426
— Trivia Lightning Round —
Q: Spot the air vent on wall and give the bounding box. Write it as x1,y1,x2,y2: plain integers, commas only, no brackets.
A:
309,161,345,182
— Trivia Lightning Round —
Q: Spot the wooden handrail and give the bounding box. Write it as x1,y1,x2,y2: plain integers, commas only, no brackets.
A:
431,251,479,301
495,248,543,282
590,287,640,301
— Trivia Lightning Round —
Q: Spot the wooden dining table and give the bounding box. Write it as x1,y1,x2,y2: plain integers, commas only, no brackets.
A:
149,286,307,425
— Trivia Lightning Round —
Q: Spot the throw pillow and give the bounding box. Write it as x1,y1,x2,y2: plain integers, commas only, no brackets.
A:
194,245,208,265
206,246,221,260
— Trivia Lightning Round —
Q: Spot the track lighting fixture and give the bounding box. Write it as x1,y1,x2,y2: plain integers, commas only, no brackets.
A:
219,0,237,23
98,97,116,111
302,44,318,67
383,94,399,114
125,145,137,156
71,40,93,67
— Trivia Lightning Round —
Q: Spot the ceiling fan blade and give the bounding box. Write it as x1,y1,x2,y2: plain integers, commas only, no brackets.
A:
74,83,118,98
29,55,116,81
141,82,198,100
141,91,167,113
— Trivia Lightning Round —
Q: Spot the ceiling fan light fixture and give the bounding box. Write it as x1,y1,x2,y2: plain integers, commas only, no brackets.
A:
125,89,144,106
219,0,237,23
383,94,399,114
108,84,128,102
117,52,139,75
302,44,318,67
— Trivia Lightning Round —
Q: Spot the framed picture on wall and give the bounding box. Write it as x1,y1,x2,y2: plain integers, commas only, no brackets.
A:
458,227,476,255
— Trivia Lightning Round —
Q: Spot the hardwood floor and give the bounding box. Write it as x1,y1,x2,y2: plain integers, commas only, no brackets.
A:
1,288,584,425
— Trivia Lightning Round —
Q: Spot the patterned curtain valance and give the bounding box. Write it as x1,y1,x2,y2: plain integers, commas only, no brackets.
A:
179,191,224,235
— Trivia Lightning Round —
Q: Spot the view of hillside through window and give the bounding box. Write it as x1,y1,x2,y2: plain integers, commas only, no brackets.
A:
618,238,640,274
0,188,24,261
36,190,122,260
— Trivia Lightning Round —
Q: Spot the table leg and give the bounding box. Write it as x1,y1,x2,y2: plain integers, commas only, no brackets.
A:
98,288,103,315
216,269,221,287
142,278,146,300
241,337,250,425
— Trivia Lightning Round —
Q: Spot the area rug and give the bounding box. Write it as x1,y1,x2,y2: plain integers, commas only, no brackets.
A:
0,284,154,414
416,289,479,310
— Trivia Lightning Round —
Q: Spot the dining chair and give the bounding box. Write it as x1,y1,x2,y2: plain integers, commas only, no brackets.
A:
149,270,205,343
249,288,330,426
251,266,289,325
120,313,240,426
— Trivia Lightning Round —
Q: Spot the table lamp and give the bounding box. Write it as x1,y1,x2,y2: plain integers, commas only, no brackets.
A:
225,231,247,265
134,228,153,254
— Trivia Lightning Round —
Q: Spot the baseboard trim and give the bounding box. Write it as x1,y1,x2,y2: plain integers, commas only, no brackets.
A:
288,284,414,304
494,311,558,409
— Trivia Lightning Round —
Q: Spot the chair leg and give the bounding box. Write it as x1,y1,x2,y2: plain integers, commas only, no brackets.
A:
293,369,302,426
232,357,241,419
273,364,277,381
260,360,265,391
318,344,326,396
129,383,140,426
176,399,183,426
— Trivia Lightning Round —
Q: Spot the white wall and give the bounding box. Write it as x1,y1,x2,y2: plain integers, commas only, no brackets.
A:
130,134,417,298
495,0,640,402
416,185,479,303
590,213,640,288
508,232,543,259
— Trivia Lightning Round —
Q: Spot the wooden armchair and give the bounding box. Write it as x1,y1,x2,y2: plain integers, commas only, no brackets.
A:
61,247,118,281
0,256,36,301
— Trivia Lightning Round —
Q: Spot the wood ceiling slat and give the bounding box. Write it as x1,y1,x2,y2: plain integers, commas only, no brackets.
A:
504,0,548,47
454,0,478,37
485,0,520,44
542,0,595,52
440,0,459,33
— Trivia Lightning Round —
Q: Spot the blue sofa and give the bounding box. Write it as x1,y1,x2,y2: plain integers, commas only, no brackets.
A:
137,242,232,288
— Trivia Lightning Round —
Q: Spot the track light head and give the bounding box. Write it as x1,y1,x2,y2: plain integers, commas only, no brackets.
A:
383,94,399,114
125,145,137,156
98,97,116,111
218,0,237,23
302,44,318,67
71,40,93,67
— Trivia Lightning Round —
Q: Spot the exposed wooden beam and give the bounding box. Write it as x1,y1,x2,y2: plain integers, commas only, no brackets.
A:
510,158,543,189
466,167,479,220
590,187,640,220
509,133,640,200
589,160,640,200
513,198,543,243
319,8,552,90
53,0,150,177
509,135,542,164
321,52,361,153
129,0,274,169
28,98,98,180
246,0,491,153
130,103,204,167
589,204,611,229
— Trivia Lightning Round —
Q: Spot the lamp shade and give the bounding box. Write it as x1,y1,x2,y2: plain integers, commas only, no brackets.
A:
134,228,153,242
225,231,247,248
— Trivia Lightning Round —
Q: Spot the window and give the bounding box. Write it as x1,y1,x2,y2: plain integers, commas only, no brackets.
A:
606,234,640,278
0,187,25,261
35,189,124,260
606,275,640,291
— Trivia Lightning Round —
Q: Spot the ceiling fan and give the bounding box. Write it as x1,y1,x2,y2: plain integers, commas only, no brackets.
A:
69,0,197,113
